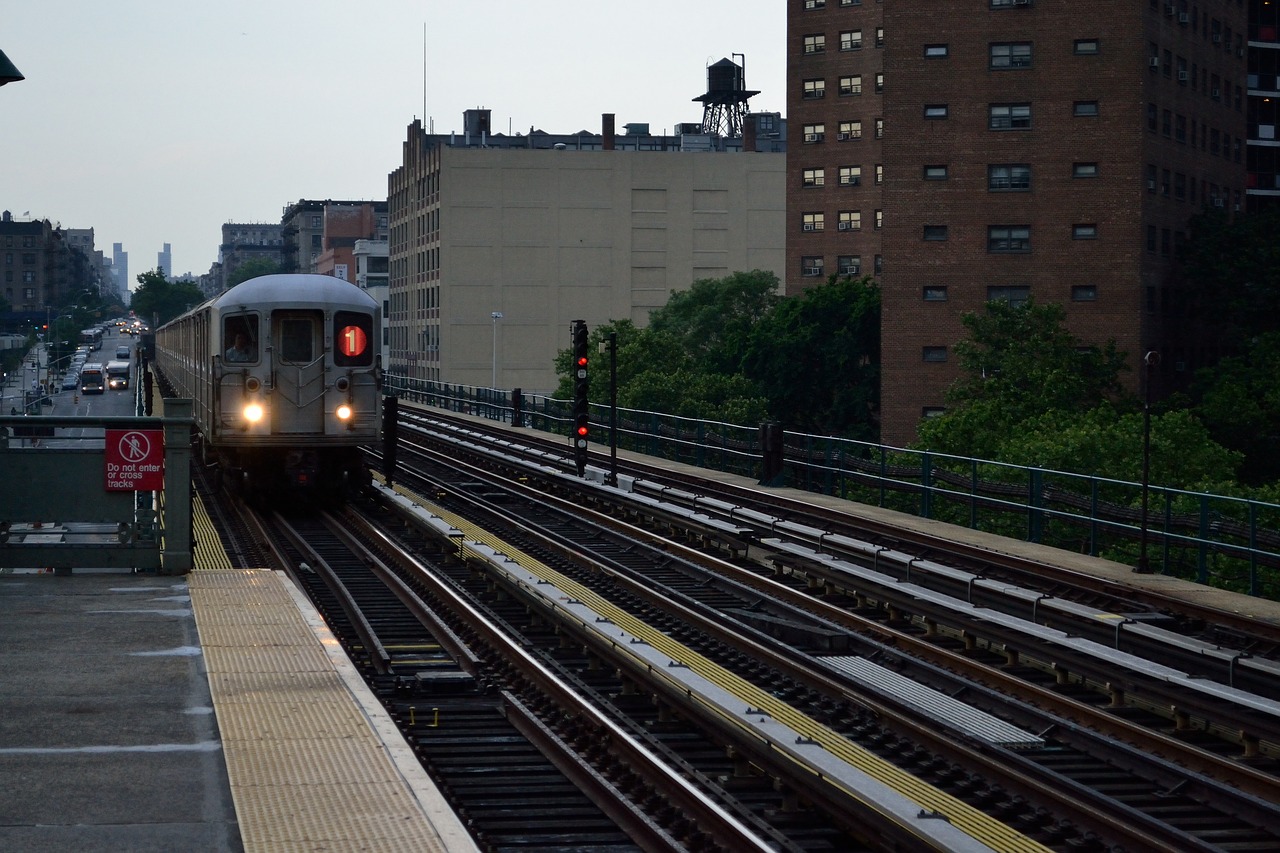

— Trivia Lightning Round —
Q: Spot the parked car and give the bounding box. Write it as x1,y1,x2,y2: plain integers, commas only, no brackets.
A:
115,345,131,360
61,373,79,390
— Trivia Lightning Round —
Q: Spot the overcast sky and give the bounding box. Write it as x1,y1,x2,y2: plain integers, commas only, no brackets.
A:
1,1,784,284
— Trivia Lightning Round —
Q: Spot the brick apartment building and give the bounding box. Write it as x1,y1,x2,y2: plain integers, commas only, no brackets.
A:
788,0,1264,446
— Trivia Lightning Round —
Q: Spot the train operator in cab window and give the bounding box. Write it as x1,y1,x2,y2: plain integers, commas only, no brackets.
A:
224,317,258,363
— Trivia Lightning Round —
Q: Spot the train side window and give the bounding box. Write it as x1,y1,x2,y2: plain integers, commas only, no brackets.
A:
334,311,374,367
223,315,258,363
279,318,314,363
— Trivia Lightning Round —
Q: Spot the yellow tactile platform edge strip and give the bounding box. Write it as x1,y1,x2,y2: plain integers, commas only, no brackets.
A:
188,564,477,852
379,473,1050,853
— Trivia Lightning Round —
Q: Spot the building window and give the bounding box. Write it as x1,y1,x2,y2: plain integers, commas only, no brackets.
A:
988,225,1031,252
923,346,948,362
923,225,948,241
1072,162,1098,178
988,164,1031,190
924,44,949,58
923,104,949,119
875,164,884,185
1072,284,1098,301
875,118,884,139
874,254,883,274
923,165,948,180
987,285,1030,306
802,123,826,143
1072,224,1097,240
990,0,1033,6
838,211,862,231
803,78,826,99
804,0,826,8
839,75,862,96
803,34,826,54
990,42,1032,69
837,120,862,140
875,73,885,94
923,285,948,301
923,406,946,419
802,212,825,232
875,27,884,47
840,30,863,51
1074,101,1099,117
802,168,825,188
874,209,883,229
989,103,1031,130
838,165,862,186
1074,39,1100,55
802,256,824,276
838,255,862,276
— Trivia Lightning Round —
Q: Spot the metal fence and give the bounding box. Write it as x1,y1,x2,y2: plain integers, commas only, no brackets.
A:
384,375,1280,600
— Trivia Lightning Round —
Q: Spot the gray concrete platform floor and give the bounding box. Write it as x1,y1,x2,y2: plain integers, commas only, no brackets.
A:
0,572,240,852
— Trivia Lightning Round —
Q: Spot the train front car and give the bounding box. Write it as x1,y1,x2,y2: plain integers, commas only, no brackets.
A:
180,274,381,501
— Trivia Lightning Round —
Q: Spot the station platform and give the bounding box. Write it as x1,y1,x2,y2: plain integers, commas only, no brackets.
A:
0,499,477,852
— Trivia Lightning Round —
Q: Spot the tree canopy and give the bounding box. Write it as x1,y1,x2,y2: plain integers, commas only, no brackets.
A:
553,270,880,436
916,298,1244,490
228,257,281,288
130,268,206,328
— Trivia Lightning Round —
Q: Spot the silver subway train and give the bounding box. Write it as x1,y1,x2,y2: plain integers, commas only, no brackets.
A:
154,274,381,500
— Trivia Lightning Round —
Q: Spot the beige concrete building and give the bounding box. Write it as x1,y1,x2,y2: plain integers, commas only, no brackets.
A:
388,114,786,394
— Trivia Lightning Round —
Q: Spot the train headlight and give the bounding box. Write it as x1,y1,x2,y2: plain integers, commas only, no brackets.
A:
336,403,353,421
243,402,265,423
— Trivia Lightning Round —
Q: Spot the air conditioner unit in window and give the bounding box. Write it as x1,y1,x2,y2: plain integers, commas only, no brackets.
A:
1178,12,1189,23
1212,33,1222,43
1178,70,1189,81
1147,179,1156,190
1011,0,1032,6
803,223,817,231
838,221,852,230
804,133,818,143
1237,48,1245,58
803,267,823,276
837,132,850,140
1213,197,1225,208
1149,57,1160,68
1212,87,1221,99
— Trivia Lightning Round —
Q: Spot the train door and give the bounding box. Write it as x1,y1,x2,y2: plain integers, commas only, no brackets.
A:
271,310,325,434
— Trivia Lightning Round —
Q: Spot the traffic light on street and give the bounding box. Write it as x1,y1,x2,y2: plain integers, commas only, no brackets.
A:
571,320,589,474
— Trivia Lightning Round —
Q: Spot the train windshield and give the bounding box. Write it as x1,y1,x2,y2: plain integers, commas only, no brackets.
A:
223,315,259,363
278,316,316,364
333,311,374,367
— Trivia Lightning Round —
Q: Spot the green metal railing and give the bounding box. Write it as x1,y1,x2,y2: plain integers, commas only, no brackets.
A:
385,375,1280,600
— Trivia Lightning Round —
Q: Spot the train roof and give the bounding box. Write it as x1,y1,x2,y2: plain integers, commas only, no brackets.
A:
213,274,377,313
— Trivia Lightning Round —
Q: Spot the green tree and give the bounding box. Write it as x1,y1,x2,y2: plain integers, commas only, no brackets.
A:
741,274,880,439
228,257,281,288
921,299,1128,457
647,270,782,375
1187,331,1280,484
130,268,206,328
1179,209,1280,340
917,298,1242,487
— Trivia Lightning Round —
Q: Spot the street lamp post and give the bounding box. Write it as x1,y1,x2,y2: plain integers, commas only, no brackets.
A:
490,312,503,389
1135,350,1159,574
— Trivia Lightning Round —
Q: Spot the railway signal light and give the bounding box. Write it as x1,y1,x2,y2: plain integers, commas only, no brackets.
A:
571,320,589,475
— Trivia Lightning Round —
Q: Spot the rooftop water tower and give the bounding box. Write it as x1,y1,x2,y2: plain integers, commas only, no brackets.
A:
692,54,758,138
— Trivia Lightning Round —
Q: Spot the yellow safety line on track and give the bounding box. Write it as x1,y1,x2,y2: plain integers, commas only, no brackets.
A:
380,476,1050,853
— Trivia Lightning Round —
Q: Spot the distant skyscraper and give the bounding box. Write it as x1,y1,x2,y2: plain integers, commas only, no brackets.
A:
158,243,171,279
112,243,128,293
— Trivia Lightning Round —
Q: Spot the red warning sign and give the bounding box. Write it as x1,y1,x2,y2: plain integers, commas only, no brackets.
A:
105,429,165,491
